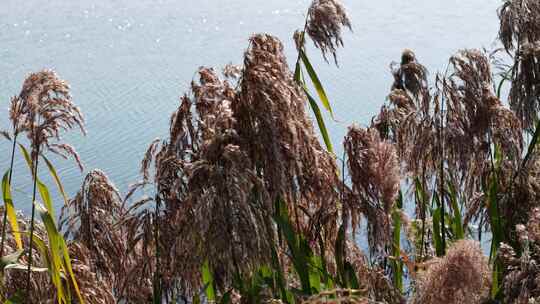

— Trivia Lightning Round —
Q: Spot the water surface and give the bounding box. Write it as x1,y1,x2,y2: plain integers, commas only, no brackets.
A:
0,0,500,220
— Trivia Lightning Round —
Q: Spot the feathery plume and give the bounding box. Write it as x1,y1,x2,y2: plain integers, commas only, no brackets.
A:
413,240,491,304
60,169,126,288
17,70,86,168
236,34,341,243
498,0,540,130
344,126,400,255
126,67,274,296
306,0,352,64
391,49,429,101
443,49,522,211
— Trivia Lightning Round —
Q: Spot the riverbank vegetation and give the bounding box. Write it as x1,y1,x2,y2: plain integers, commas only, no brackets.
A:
1,0,540,303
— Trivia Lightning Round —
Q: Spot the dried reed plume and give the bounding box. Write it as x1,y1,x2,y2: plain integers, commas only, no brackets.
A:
498,0,540,53
127,67,274,297
498,0,540,130
498,207,540,303
60,170,127,295
306,0,352,64
443,49,522,219
391,49,429,101
236,34,341,244
373,50,438,183
344,126,400,256
16,70,86,168
413,240,491,304
68,243,116,304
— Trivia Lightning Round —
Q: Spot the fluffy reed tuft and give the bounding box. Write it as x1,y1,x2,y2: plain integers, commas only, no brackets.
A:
374,50,438,184
344,126,400,256
236,34,341,243
306,0,352,64
413,240,491,304
443,49,522,223
15,70,86,168
498,0,540,130
60,169,127,294
127,67,274,297
496,205,540,304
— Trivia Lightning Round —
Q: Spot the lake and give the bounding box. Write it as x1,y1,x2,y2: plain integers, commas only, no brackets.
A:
0,0,500,219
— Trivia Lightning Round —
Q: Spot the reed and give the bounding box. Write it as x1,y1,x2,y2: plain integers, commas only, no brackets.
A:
2,0,540,303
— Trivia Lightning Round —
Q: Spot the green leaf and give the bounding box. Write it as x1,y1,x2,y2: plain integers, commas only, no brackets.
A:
432,203,444,257
35,203,66,303
334,224,346,286
1,170,22,250
294,60,303,83
274,199,311,294
18,144,33,173
0,250,23,269
391,193,403,292
308,255,322,293
202,259,216,302
37,180,55,220
36,203,84,303
344,262,359,289
304,88,334,153
4,291,23,304
299,49,334,118
521,118,540,168
447,182,464,240
41,154,69,206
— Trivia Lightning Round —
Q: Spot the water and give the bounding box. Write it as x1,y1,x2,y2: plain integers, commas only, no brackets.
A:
0,0,500,226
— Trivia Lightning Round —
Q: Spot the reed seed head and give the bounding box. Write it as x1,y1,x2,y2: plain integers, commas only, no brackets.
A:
306,0,352,64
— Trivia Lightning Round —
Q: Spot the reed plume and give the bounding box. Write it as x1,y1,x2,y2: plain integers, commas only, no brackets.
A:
374,50,438,182
60,170,127,294
236,34,341,244
442,49,522,225
413,240,491,304
344,126,400,256
10,70,86,295
306,0,352,64
125,67,274,298
498,0,540,130
68,243,116,304
498,207,540,303
17,70,86,168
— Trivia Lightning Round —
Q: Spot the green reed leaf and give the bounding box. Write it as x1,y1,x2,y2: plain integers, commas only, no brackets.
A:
202,259,216,302
2,170,22,250
304,89,334,153
41,154,69,206
299,50,334,118
391,192,403,292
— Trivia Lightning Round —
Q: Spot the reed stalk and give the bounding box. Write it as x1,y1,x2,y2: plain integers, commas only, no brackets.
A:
25,145,40,297
0,134,18,257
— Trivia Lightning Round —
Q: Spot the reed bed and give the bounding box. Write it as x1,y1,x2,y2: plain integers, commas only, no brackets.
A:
1,0,540,303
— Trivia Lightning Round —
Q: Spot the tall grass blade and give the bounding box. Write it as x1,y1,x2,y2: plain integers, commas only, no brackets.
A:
447,182,464,240
1,170,22,250
41,155,69,206
202,259,216,302
432,198,444,257
299,50,334,118
304,88,333,153
391,192,403,292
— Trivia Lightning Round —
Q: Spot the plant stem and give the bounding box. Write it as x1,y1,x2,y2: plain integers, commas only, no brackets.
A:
0,133,18,256
25,145,40,297
439,92,446,255
153,195,161,302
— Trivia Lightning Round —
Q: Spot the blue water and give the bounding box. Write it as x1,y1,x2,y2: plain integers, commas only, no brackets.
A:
0,0,500,243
